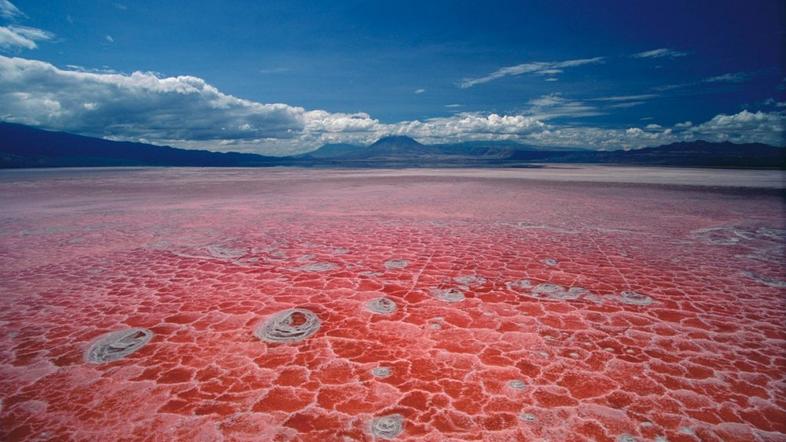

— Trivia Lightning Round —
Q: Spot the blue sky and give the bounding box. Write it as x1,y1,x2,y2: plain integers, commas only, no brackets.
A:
0,0,784,154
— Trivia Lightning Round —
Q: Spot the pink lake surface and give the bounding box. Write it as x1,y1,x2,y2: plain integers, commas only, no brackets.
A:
0,167,784,441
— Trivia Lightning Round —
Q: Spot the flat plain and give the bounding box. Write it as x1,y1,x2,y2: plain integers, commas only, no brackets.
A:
0,166,784,441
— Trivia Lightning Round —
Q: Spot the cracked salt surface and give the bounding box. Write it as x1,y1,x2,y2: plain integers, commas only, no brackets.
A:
384,259,409,270
531,283,591,301
1,167,784,441
295,262,338,272
453,274,486,286
743,270,786,288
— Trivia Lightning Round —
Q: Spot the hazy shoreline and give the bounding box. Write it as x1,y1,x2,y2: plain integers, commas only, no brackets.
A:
1,165,783,190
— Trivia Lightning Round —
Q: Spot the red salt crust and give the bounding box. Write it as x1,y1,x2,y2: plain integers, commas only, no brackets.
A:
0,168,785,441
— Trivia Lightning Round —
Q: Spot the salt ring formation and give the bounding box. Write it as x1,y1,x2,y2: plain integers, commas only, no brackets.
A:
0,168,785,441
255,308,321,344
85,328,154,364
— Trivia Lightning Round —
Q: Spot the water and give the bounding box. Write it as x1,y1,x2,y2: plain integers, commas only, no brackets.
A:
0,166,784,440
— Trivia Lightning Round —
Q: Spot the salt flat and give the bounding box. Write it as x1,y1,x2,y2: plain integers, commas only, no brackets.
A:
0,167,784,441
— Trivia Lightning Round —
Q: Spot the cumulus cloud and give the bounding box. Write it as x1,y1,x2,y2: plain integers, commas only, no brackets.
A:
0,55,306,147
459,57,604,88
534,110,784,149
0,56,783,154
391,113,547,144
686,110,785,145
632,48,687,59
0,25,53,50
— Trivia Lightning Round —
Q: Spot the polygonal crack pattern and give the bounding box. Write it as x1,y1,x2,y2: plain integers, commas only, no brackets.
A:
1,169,784,441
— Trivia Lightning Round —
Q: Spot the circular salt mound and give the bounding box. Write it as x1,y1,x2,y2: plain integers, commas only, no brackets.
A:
505,279,532,292
618,291,653,306
384,259,409,270
453,275,486,286
507,379,527,390
297,262,337,272
85,328,154,364
371,366,392,378
370,414,404,439
519,413,537,422
431,287,465,303
255,308,321,344
366,297,397,314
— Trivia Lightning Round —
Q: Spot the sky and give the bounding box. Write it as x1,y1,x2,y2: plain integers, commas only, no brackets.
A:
0,0,784,155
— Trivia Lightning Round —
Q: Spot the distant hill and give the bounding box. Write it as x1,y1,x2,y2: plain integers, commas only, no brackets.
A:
533,141,786,168
301,135,555,164
1,123,783,169
295,142,362,159
0,122,281,168
302,135,785,168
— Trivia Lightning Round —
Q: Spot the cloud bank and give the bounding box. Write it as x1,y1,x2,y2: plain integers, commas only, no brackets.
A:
0,56,783,154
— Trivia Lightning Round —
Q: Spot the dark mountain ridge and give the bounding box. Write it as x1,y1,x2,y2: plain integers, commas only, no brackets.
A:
0,122,279,168
1,123,783,169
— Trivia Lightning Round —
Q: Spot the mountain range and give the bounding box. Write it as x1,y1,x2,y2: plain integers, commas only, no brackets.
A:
1,122,784,169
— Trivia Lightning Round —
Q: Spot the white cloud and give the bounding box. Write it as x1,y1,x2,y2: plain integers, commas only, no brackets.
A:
414,88,425,94
258,67,290,74
0,55,307,151
0,25,53,50
593,94,658,102
632,48,687,59
105,35,114,43
607,101,645,109
0,56,783,154
459,57,604,88
0,0,24,19
686,110,785,145
526,93,603,119
703,72,749,83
